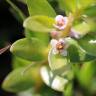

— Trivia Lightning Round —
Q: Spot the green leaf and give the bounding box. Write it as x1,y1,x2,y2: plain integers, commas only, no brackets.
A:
23,15,55,33
68,45,80,63
48,51,70,76
91,78,96,93
12,56,32,69
73,22,92,35
67,38,96,63
58,0,78,13
68,45,90,63
64,82,73,96
38,84,58,96
79,0,96,8
78,60,95,89
25,29,50,46
2,66,41,92
10,38,47,61
17,89,34,96
6,0,26,22
40,66,68,92
26,0,56,17
84,5,96,17
77,32,96,56
48,48,73,79
17,86,57,96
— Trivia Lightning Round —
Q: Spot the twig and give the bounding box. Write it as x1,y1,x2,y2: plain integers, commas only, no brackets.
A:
0,45,11,55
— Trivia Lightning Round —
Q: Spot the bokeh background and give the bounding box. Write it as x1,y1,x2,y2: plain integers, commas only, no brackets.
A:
0,0,24,95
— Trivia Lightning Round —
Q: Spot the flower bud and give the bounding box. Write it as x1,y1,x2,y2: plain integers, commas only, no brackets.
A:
54,15,68,30
50,31,59,39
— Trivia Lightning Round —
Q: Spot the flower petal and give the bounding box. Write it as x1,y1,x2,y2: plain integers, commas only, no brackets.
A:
50,39,58,48
60,50,67,56
59,38,66,44
54,15,68,30
55,15,64,22
52,48,59,55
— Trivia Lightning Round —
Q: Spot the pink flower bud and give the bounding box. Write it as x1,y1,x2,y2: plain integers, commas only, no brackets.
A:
54,15,68,30
50,31,59,39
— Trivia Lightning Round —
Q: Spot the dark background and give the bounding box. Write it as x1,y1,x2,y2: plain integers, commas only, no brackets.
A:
0,0,24,96
0,0,60,96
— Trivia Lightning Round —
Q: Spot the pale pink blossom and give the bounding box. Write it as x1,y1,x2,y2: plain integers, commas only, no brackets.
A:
50,38,68,56
54,15,68,30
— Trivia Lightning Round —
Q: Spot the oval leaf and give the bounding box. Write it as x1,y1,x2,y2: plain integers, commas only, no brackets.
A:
58,0,78,13
48,48,73,78
79,0,95,8
26,0,56,17
23,15,55,33
25,29,50,46
77,33,96,56
78,60,95,89
12,56,32,69
2,66,42,92
10,38,47,61
84,5,96,17
67,38,96,63
40,66,68,92
73,22,92,35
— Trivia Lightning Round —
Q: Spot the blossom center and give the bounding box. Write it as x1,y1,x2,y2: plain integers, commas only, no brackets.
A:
56,42,64,50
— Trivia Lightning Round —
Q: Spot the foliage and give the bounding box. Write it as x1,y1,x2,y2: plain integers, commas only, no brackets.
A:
2,0,96,96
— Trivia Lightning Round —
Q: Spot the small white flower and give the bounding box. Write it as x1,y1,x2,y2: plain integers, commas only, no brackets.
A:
54,15,68,30
50,38,68,56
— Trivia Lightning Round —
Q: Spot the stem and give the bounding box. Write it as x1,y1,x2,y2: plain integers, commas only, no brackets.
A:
61,13,74,38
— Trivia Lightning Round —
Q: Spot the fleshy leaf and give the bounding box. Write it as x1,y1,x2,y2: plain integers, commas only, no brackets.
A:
26,0,56,17
91,78,96,93
73,22,92,36
68,45,95,63
67,38,96,63
25,29,50,46
77,32,96,56
78,60,96,89
64,83,73,96
48,48,73,79
40,66,68,92
25,30,50,46
12,56,32,69
58,0,96,17
84,5,96,17
79,0,96,8
58,0,78,14
10,38,47,61
23,15,55,33
17,85,57,96
2,66,42,92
